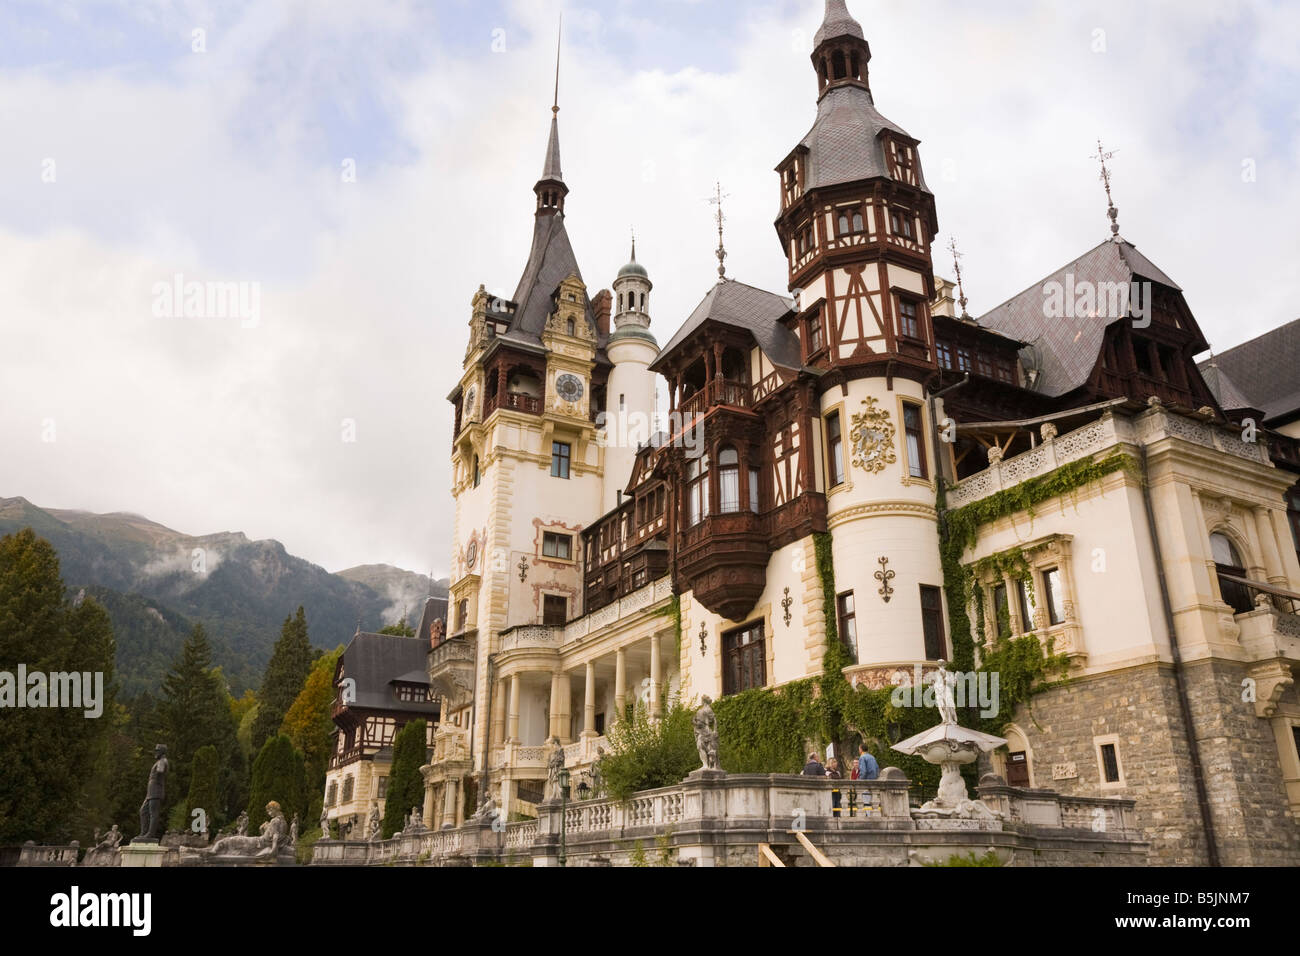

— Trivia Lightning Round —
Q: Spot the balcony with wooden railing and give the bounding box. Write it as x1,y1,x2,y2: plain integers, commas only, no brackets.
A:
484,391,544,417
678,378,751,420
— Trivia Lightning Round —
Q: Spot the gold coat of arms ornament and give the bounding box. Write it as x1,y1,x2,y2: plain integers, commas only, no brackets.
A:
849,397,897,473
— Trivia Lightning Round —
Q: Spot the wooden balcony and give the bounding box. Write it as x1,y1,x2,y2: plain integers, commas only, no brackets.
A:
484,391,543,417
678,511,769,620
679,378,751,419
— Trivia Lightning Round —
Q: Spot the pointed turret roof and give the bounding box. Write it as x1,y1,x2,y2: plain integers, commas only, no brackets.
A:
815,0,864,46
540,114,563,183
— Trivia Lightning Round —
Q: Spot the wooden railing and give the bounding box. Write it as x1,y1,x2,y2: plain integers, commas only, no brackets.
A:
485,391,543,417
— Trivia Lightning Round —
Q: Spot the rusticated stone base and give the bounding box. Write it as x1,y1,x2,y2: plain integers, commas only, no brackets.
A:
1009,659,1300,866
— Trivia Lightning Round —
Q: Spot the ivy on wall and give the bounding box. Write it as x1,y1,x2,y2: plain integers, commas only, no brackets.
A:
604,452,1133,796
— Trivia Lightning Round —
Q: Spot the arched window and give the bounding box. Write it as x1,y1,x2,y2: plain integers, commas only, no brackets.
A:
566,317,576,336
719,446,740,513
1210,532,1252,614
639,292,645,309
687,455,710,527
456,598,469,632
618,293,624,312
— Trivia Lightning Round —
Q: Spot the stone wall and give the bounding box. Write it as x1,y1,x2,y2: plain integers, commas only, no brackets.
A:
1012,660,1300,865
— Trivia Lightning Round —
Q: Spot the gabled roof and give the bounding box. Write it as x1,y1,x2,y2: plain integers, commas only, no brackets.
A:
651,279,801,373
336,631,437,714
978,239,1185,398
1204,318,1300,422
793,85,929,196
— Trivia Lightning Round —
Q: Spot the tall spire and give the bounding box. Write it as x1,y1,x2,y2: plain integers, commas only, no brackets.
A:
534,17,568,216
948,237,971,320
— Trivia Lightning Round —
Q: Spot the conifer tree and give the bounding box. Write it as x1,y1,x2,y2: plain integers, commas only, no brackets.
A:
381,718,427,838
158,624,242,827
0,529,117,843
247,734,307,831
185,745,221,835
280,648,341,801
251,606,313,753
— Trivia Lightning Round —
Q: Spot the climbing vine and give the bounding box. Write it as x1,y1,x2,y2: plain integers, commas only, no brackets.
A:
606,453,1132,796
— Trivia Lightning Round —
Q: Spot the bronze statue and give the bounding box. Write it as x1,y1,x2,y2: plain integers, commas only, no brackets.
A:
136,744,169,842
693,697,721,771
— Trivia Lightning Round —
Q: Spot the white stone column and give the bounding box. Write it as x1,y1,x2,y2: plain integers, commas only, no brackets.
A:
650,634,662,720
1255,507,1285,585
507,674,521,743
583,660,597,738
491,678,507,748
548,671,561,739
614,647,627,719
557,671,573,743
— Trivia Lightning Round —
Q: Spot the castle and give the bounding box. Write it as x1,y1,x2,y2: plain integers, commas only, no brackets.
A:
335,0,1300,865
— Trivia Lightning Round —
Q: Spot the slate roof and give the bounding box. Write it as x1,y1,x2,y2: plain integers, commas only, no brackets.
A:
540,115,562,182
1196,361,1257,413
1201,318,1300,422
509,211,598,343
978,239,1185,398
795,85,927,196
650,279,801,373
413,595,448,647
815,0,865,46
336,631,436,715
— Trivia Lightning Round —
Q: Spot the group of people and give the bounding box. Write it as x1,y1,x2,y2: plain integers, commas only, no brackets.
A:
802,744,878,813
801,743,879,781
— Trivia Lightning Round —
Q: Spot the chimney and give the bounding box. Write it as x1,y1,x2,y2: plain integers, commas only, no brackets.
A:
591,289,612,338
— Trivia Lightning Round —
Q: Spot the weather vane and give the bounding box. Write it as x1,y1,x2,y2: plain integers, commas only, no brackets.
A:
1092,139,1121,240
948,236,970,319
707,181,730,279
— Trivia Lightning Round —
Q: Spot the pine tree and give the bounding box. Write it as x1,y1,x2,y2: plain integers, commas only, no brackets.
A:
247,734,307,831
0,529,117,844
381,718,427,839
250,606,313,753
158,624,242,828
185,745,220,835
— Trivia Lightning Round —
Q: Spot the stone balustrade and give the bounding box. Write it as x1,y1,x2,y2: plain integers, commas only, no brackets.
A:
563,576,673,643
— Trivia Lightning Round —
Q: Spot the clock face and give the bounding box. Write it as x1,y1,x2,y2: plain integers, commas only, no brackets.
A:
556,374,584,403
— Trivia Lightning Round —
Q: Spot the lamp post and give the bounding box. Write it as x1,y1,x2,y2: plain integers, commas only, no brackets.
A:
558,767,571,868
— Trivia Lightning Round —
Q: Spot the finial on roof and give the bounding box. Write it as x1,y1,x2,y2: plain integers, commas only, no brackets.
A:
708,181,730,279
948,236,971,320
552,15,562,118
1092,139,1121,241
631,227,636,262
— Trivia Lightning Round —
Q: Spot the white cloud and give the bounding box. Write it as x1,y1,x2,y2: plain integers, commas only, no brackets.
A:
2,0,1296,578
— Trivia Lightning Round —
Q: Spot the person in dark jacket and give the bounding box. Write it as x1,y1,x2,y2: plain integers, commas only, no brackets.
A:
801,753,825,776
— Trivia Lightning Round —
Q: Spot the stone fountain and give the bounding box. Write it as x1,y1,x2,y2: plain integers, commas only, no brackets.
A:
891,661,1005,828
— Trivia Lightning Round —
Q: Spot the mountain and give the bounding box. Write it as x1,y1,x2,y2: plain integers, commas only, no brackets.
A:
336,564,449,629
0,497,448,696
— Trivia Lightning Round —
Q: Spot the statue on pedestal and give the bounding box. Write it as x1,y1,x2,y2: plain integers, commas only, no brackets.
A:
693,697,721,772
86,825,123,865
318,809,331,841
290,813,299,845
470,794,498,826
932,660,960,726
366,806,382,841
544,736,566,801
136,744,169,842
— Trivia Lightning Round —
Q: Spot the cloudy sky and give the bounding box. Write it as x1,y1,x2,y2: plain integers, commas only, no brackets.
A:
2,0,1297,577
